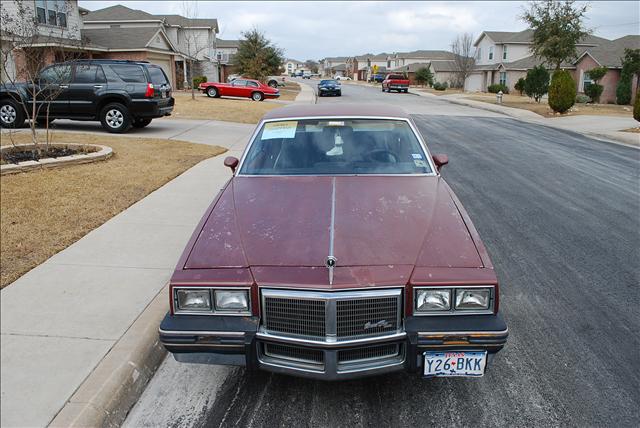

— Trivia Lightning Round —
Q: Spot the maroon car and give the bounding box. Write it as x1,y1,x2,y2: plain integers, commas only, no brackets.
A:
160,104,508,380
198,78,280,101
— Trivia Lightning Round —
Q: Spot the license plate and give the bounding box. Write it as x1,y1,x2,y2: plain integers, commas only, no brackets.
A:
423,351,487,377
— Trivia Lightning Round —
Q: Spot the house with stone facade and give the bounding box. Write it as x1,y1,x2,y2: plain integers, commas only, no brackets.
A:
320,56,348,77
465,29,638,103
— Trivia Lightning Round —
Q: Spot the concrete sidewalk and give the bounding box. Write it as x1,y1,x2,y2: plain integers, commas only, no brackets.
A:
0,122,253,427
410,89,639,147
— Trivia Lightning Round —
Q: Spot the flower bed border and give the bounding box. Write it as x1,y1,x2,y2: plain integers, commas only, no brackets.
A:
0,143,113,175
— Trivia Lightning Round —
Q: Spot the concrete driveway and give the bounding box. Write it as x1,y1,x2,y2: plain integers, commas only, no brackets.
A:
124,83,640,427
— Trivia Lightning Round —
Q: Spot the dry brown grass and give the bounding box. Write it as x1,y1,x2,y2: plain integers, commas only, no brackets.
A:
417,87,465,96
170,92,281,123
169,82,300,123
0,132,225,288
621,127,640,133
466,93,634,117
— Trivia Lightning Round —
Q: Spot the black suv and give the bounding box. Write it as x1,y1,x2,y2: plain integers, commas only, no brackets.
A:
0,60,174,133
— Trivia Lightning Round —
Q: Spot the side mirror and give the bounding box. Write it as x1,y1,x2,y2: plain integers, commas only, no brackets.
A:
432,154,449,172
224,156,239,173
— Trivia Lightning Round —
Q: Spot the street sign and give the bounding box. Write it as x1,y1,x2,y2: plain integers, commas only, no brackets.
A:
372,65,379,73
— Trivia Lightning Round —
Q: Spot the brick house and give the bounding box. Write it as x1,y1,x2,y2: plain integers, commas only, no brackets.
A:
465,29,639,103
81,5,220,89
215,38,240,82
320,57,348,77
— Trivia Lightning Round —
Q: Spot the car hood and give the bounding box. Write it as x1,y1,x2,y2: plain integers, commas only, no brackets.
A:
184,176,483,270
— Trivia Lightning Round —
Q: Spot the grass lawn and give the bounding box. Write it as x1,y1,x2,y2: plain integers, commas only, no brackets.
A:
170,82,300,123
416,87,465,96
0,132,225,288
466,93,634,117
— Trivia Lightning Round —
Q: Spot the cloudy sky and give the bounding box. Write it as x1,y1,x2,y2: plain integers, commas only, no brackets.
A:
79,1,639,60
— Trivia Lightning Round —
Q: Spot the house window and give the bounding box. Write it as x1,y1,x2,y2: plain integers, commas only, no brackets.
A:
489,46,494,60
582,71,593,92
476,48,482,61
35,0,67,27
503,46,508,60
499,71,507,86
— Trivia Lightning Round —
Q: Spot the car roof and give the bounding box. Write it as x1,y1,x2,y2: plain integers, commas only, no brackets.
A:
262,103,410,120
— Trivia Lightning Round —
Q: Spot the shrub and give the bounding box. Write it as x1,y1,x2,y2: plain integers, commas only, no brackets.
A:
634,92,640,122
433,81,448,91
514,77,526,95
575,94,591,103
524,65,550,102
414,67,434,87
548,70,576,113
616,78,632,105
488,83,509,94
584,83,604,103
192,75,208,87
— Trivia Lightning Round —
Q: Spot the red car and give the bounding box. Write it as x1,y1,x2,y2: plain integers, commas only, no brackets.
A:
198,78,280,101
382,74,410,93
159,104,508,380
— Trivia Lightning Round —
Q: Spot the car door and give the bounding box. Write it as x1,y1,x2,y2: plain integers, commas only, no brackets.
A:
36,64,72,116
67,63,107,117
230,79,248,97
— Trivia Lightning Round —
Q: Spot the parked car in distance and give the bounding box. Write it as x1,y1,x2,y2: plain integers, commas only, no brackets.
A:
369,73,386,83
199,78,280,101
302,71,312,79
267,76,286,88
0,59,174,133
335,75,352,81
317,79,341,97
159,103,508,380
382,74,410,93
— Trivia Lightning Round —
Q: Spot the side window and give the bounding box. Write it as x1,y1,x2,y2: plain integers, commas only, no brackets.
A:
107,65,147,83
73,64,106,84
232,79,247,86
40,64,72,84
147,67,168,85
247,81,259,88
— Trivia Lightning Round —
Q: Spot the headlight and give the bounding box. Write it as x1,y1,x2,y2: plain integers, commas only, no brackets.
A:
176,289,211,311
214,290,249,312
415,289,450,312
455,288,491,310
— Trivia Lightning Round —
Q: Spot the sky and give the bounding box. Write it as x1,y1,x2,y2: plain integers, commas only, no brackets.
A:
78,1,640,60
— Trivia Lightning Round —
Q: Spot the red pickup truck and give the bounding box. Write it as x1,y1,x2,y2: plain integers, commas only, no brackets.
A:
382,74,410,93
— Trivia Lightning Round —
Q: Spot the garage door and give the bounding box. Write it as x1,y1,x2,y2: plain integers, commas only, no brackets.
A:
146,55,173,87
465,73,483,92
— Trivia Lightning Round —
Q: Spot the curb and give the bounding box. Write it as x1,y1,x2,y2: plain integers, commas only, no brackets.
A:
0,143,113,175
49,285,169,427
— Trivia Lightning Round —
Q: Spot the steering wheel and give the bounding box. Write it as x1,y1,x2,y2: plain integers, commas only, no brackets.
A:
366,149,398,163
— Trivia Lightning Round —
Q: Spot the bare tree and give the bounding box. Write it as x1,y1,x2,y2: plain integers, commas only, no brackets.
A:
1,0,84,151
181,1,209,100
450,33,475,89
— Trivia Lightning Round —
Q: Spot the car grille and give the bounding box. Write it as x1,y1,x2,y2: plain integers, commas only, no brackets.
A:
264,297,326,338
263,343,324,366
337,344,400,364
337,297,399,338
262,289,402,341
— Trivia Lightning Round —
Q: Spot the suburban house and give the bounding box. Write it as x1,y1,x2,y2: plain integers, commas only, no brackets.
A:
81,5,219,88
283,58,305,75
389,50,462,86
466,29,638,103
215,38,240,82
347,53,389,80
1,0,88,82
320,56,348,77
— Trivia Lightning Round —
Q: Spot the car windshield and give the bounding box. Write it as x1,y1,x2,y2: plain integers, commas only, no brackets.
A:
239,118,432,175
320,80,337,85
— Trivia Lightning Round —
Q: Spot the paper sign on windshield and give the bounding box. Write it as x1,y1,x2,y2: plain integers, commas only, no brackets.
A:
262,121,298,139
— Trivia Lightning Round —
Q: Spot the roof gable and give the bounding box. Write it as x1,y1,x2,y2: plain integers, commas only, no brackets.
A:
81,27,177,53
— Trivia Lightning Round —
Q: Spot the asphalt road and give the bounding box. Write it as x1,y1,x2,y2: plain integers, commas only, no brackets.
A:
125,82,640,427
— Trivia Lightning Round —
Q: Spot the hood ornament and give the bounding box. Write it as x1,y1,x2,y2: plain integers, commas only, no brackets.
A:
326,256,337,285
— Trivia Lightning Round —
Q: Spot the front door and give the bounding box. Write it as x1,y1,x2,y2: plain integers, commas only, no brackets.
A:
67,63,107,117
229,79,248,97
35,64,72,117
